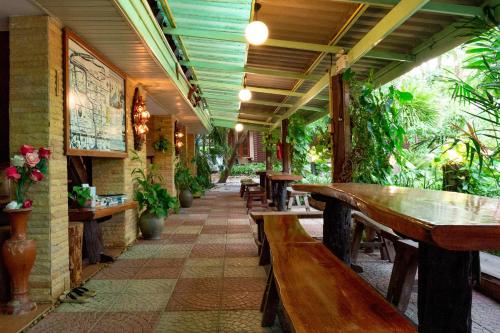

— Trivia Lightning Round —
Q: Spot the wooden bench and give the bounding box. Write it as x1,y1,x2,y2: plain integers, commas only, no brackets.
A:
286,188,311,211
246,186,268,213
250,211,323,265
261,215,416,332
240,180,259,198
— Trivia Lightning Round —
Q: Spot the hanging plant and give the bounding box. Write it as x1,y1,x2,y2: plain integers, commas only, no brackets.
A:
153,136,170,153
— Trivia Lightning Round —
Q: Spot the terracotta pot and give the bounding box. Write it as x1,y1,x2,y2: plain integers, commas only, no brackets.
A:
138,211,164,240
2,208,36,315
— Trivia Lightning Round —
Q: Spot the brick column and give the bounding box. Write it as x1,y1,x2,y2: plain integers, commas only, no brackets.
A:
150,115,176,196
9,16,69,302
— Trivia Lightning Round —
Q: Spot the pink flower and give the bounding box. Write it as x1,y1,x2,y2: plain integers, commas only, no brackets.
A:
5,166,21,181
20,145,35,156
22,200,33,209
38,147,51,159
25,152,40,167
30,169,44,182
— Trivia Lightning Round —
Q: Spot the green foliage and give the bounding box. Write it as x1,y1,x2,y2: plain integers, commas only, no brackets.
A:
153,136,170,153
68,186,92,207
287,115,310,175
230,162,281,176
194,152,213,189
175,160,193,192
131,152,176,218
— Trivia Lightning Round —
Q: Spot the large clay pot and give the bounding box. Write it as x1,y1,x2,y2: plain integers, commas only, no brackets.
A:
139,211,164,240
179,189,193,208
2,208,36,315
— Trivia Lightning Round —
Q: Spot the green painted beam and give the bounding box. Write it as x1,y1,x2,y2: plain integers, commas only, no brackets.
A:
191,80,311,97
212,116,272,126
347,0,430,65
330,0,483,17
179,60,323,80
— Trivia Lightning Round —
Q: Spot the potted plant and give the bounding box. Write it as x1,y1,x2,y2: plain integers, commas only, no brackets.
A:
68,186,92,208
153,136,170,153
131,153,176,240
3,144,51,315
175,160,194,208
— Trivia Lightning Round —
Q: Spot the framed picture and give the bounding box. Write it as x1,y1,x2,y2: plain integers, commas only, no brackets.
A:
64,29,128,158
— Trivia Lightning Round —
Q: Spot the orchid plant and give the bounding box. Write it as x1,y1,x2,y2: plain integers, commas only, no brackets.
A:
4,145,51,210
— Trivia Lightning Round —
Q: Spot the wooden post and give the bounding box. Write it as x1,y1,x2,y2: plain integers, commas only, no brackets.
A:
68,222,83,288
330,74,352,183
418,243,473,333
265,134,272,171
281,119,290,173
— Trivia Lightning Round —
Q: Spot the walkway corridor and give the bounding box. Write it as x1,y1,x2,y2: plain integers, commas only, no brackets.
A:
29,184,279,333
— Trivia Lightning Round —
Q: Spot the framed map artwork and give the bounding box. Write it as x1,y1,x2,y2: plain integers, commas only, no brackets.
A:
64,29,128,158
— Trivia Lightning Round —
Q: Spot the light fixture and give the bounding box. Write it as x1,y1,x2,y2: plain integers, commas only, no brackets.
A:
132,90,150,150
239,75,252,102
235,123,244,132
245,3,268,45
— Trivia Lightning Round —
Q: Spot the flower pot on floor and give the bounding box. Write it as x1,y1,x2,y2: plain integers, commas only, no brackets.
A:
139,211,164,240
179,189,193,208
2,208,37,315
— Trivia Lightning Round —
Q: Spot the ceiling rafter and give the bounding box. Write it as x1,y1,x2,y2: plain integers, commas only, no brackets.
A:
272,0,430,128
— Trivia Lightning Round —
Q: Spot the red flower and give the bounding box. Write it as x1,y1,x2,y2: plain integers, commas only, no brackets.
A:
30,169,44,182
5,166,21,181
22,200,33,209
38,147,51,159
20,145,35,156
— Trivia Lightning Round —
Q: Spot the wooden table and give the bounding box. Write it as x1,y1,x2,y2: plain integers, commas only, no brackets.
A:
256,170,269,189
268,173,303,211
69,201,137,264
293,183,500,333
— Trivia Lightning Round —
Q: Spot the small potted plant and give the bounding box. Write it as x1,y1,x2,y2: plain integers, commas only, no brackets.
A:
131,152,176,240
3,144,51,315
68,186,92,208
175,161,193,208
153,136,170,153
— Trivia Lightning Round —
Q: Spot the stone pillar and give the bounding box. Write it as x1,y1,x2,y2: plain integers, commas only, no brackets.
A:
9,16,70,302
186,133,196,175
150,115,176,196
93,79,145,248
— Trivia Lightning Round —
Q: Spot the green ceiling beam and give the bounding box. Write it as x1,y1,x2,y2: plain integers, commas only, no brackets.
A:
243,100,325,112
330,0,483,17
212,116,272,126
272,0,428,128
180,60,323,80
191,80,311,97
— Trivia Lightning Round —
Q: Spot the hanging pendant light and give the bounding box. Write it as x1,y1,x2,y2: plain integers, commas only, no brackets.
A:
245,3,268,46
239,75,252,102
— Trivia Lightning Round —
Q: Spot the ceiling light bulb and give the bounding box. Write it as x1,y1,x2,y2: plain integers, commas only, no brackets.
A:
239,88,252,102
235,123,244,132
245,21,268,45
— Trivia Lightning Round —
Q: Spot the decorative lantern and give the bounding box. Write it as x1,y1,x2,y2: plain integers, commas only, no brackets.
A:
174,121,185,155
132,88,150,150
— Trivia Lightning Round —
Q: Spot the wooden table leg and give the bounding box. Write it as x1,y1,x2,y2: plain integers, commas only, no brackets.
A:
418,242,473,333
83,219,104,264
276,181,288,211
320,195,352,264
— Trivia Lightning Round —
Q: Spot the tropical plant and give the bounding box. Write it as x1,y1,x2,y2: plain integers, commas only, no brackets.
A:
153,136,170,153
175,160,193,192
131,152,176,217
194,153,213,189
68,186,92,207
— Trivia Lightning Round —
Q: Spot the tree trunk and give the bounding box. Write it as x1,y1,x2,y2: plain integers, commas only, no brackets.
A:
218,130,249,183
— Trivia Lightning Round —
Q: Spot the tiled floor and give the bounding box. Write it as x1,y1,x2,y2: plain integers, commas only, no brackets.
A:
28,184,279,333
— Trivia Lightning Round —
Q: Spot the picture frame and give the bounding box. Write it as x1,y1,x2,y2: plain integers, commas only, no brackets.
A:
64,28,128,158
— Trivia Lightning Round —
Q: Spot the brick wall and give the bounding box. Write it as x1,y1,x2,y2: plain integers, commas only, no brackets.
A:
150,115,177,196
9,16,70,302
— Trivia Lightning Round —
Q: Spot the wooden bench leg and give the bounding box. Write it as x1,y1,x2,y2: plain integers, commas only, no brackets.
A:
260,267,273,312
383,237,396,263
303,195,310,212
350,221,365,264
261,269,279,327
287,196,294,210
259,235,270,266
387,240,418,312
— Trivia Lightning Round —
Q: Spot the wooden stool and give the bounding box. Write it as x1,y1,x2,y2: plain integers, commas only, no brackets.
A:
240,181,259,197
286,188,310,211
247,187,268,213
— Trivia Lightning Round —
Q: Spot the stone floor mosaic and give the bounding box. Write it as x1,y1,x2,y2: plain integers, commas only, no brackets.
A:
27,182,500,333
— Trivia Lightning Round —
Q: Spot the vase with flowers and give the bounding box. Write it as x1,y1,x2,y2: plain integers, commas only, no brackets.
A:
2,144,51,315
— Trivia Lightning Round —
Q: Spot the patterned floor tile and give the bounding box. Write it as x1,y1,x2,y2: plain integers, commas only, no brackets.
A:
223,277,267,292
152,244,193,258
90,312,161,333
227,225,252,234
225,244,258,257
173,278,223,293
109,292,170,312
55,293,119,313
27,312,103,333
166,290,221,311
154,311,219,333
185,258,224,267
197,234,227,244
190,244,225,258
224,257,260,267
92,266,140,280
175,225,203,234
182,219,205,226
136,266,183,279
201,225,228,234
83,279,129,294
180,265,224,278
165,233,199,244
221,291,262,310
226,237,256,245
125,279,177,294
224,266,267,278
119,244,165,259
144,258,186,267
218,310,281,333
227,218,250,225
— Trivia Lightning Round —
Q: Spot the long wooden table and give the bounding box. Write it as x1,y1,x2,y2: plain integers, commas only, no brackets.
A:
268,173,303,211
69,201,137,264
293,183,500,333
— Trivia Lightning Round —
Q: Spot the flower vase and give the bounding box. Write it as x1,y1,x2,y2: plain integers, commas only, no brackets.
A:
2,208,37,315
